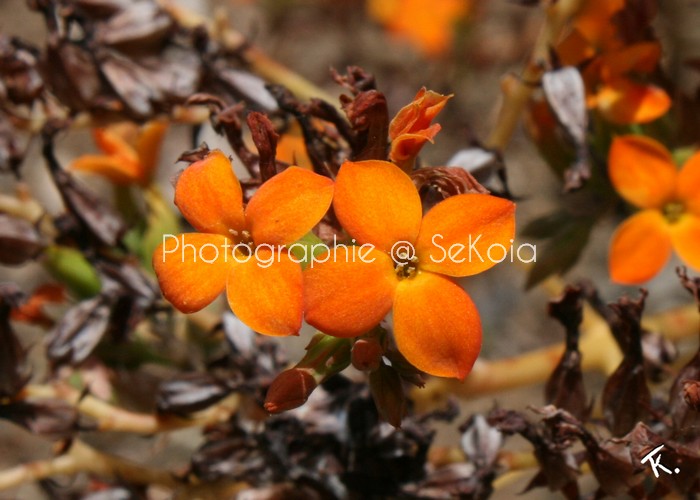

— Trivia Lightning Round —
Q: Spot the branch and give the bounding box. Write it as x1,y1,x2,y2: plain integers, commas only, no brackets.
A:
0,439,178,491
22,383,238,434
486,0,584,151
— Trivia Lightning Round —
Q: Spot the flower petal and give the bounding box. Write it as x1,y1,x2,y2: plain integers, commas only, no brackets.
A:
153,233,232,313
135,120,168,179
415,193,516,277
677,151,700,216
670,214,700,272
597,42,661,79
174,150,246,236
609,210,672,284
595,79,671,125
393,271,481,379
333,160,422,253
246,167,334,246
608,135,677,209
572,0,625,48
71,155,141,186
389,88,450,168
304,247,396,338
390,127,441,165
226,248,303,336
93,127,139,163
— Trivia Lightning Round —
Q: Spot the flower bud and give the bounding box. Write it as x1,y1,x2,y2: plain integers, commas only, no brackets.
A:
264,368,317,414
351,338,383,372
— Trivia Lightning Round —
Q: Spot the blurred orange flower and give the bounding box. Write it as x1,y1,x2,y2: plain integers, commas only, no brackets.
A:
608,135,700,284
272,121,313,170
557,0,669,124
303,160,515,379
389,88,451,172
10,284,65,328
71,121,168,186
153,151,333,336
367,0,470,56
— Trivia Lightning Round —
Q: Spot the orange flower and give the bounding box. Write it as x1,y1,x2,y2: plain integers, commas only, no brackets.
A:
608,135,700,284
71,121,168,186
11,284,66,328
303,160,515,379
153,151,334,336
389,88,451,172
556,1,670,124
367,0,470,56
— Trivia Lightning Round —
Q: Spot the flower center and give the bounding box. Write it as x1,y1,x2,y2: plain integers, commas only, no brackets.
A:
391,241,419,280
229,229,254,256
663,202,685,224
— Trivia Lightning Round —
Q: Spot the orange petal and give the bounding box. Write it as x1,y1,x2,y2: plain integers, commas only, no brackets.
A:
153,233,233,313
595,79,671,125
677,151,700,215
389,88,450,140
557,29,596,67
71,155,142,186
597,42,661,79
226,248,303,336
303,247,396,338
93,127,139,159
393,271,481,379
369,0,468,56
174,150,246,236
609,210,672,284
670,214,700,272
333,160,422,253
415,194,516,277
245,167,333,246
390,127,441,164
572,0,625,48
608,135,677,209
135,120,168,180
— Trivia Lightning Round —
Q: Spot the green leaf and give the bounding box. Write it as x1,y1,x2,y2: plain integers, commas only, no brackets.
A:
525,217,594,289
521,212,570,239
297,333,352,379
43,245,101,299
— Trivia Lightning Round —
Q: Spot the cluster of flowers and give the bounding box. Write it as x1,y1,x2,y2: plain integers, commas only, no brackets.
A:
153,151,515,380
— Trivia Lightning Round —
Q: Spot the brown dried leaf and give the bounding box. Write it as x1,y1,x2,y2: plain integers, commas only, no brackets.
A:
0,112,25,175
369,361,406,428
156,373,231,416
247,111,279,182
0,283,29,398
602,291,651,436
46,295,112,365
545,286,588,420
95,3,173,51
541,67,589,191
44,131,127,247
0,213,45,265
0,35,44,105
45,39,102,111
340,89,389,161
0,400,85,439
411,166,489,210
